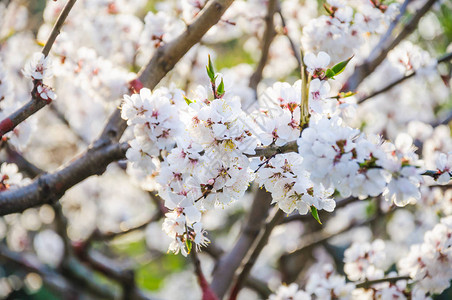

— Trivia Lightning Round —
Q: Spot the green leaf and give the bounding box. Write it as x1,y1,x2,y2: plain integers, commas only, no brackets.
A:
340,91,356,98
333,91,357,99
365,200,377,218
186,238,192,254
184,95,195,105
310,206,322,225
325,69,336,79
331,55,354,76
324,55,354,79
206,54,216,82
217,78,225,97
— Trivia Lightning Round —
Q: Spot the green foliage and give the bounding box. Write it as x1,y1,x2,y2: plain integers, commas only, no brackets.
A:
184,95,195,105
310,205,322,225
206,54,216,82
213,39,254,70
325,56,354,79
217,78,225,97
365,200,377,218
112,238,186,291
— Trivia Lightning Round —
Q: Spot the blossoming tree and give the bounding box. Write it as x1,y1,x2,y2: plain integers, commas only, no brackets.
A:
0,0,451,299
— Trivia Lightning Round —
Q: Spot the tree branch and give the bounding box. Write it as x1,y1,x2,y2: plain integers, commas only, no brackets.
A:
0,0,78,138
191,249,219,300
250,140,298,158
73,244,156,300
358,52,452,104
343,0,437,92
210,188,272,298
42,0,78,57
0,0,235,215
91,210,162,241
0,243,116,299
99,0,235,146
0,142,129,215
249,0,277,91
3,143,44,178
228,207,285,300
355,275,411,289
276,2,302,69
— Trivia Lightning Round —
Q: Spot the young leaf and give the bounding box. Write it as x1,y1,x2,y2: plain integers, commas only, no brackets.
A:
186,238,192,254
332,91,357,99
206,54,216,82
217,78,225,97
324,55,354,79
330,55,354,76
184,95,195,105
310,205,322,225
325,69,336,79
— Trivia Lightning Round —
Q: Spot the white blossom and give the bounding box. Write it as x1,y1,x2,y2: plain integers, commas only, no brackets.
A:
22,52,53,80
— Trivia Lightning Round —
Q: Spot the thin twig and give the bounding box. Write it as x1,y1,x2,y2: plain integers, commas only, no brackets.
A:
0,0,78,138
75,248,154,300
358,52,452,103
92,211,162,241
3,143,44,178
367,0,412,62
0,142,129,215
191,249,219,300
355,275,411,289
0,243,116,299
42,0,78,57
211,188,272,298
249,0,278,91
0,0,236,215
249,140,298,158
228,207,285,300
49,105,88,144
202,242,272,299
276,1,301,68
282,216,376,259
343,0,437,92
0,244,79,297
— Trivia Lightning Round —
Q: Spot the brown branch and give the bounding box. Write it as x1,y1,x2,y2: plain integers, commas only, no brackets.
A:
0,98,47,137
276,2,302,68
343,0,437,92
210,188,272,298
0,243,116,299
0,244,80,298
0,0,235,216
92,210,163,241
228,207,285,300
367,0,412,64
280,216,376,267
249,140,298,158
0,142,129,215
99,0,235,146
249,0,277,91
3,143,44,178
358,52,452,104
202,241,272,299
75,247,155,300
62,257,120,299
42,0,78,57
0,0,78,138
191,249,219,300
52,202,72,265
355,275,411,289
49,104,88,144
